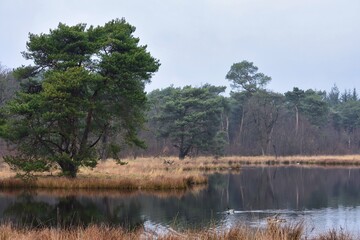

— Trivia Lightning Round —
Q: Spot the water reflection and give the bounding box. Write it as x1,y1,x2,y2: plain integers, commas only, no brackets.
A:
2,191,145,230
1,166,360,235
217,167,360,211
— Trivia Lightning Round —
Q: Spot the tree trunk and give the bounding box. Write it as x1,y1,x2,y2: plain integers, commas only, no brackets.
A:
265,125,275,155
295,105,299,135
179,151,186,160
58,160,78,178
238,107,245,146
225,116,230,142
178,145,191,160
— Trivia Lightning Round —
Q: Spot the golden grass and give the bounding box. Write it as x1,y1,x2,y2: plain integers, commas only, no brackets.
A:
0,222,301,240
1,154,360,190
0,158,207,190
7,221,355,240
0,224,141,240
314,228,352,240
0,220,355,240
178,154,360,170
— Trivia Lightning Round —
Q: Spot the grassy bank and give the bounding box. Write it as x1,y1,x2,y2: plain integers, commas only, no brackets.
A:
0,159,208,190
1,155,360,190
180,155,360,171
0,222,352,240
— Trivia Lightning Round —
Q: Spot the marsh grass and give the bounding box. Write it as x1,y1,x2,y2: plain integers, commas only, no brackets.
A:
0,159,207,190
0,174,207,190
314,228,353,240
1,155,360,190
189,155,360,169
0,219,354,240
0,221,328,240
0,224,141,240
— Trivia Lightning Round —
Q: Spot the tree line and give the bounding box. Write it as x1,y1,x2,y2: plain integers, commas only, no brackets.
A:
0,19,359,177
142,62,360,158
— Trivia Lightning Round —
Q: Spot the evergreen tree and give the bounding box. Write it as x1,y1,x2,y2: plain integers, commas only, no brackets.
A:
0,19,160,177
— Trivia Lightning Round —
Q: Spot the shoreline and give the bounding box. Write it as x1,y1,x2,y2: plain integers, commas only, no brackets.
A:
1,155,360,190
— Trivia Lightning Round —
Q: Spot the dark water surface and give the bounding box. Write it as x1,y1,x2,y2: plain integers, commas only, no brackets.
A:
1,166,360,236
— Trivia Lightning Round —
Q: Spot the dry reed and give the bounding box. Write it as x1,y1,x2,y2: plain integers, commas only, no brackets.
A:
0,224,141,240
0,159,208,190
168,222,304,240
1,154,360,190
314,228,353,240
2,221,349,240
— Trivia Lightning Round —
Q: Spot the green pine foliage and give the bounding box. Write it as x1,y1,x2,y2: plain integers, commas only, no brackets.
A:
148,85,227,159
0,19,160,177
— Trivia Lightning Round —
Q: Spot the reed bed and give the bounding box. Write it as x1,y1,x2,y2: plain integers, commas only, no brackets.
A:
0,224,140,240
0,174,207,190
0,159,207,190
314,228,353,240
0,221,352,240
1,154,360,190
165,155,360,172
187,155,360,170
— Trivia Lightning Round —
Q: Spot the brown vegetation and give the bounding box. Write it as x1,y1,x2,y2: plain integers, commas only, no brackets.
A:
0,221,352,240
1,155,360,190
158,222,303,240
0,222,303,240
0,158,208,190
0,224,140,240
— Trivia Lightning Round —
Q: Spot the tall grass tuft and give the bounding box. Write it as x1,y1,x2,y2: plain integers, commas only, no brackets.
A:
315,228,353,240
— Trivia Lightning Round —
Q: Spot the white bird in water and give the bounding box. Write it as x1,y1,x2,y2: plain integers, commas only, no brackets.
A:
226,208,235,215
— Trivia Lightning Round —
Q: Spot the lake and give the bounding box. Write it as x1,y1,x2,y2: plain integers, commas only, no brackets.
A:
1,166,360,237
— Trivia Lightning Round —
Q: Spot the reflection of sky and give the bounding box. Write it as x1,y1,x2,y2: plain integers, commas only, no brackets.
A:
211,207,360,238
145,206,360,238
304,206,360,238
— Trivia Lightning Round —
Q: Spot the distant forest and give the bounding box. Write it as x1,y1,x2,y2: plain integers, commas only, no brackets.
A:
1,61,360,159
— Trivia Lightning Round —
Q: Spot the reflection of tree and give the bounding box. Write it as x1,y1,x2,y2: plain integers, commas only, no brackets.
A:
3,168,360,231
4,193,53,228
4,193,144,229
224,167,360,210
103,197,143,230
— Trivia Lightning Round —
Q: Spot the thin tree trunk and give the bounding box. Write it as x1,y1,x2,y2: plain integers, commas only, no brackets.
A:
238,108,245,146
225,116,230,142
295,105,299,135
266,125,275,155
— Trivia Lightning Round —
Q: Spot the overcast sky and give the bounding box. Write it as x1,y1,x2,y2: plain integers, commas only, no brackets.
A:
1,0,359,94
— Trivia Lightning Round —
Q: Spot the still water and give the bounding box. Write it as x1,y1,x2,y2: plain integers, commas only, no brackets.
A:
1,166,360,236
